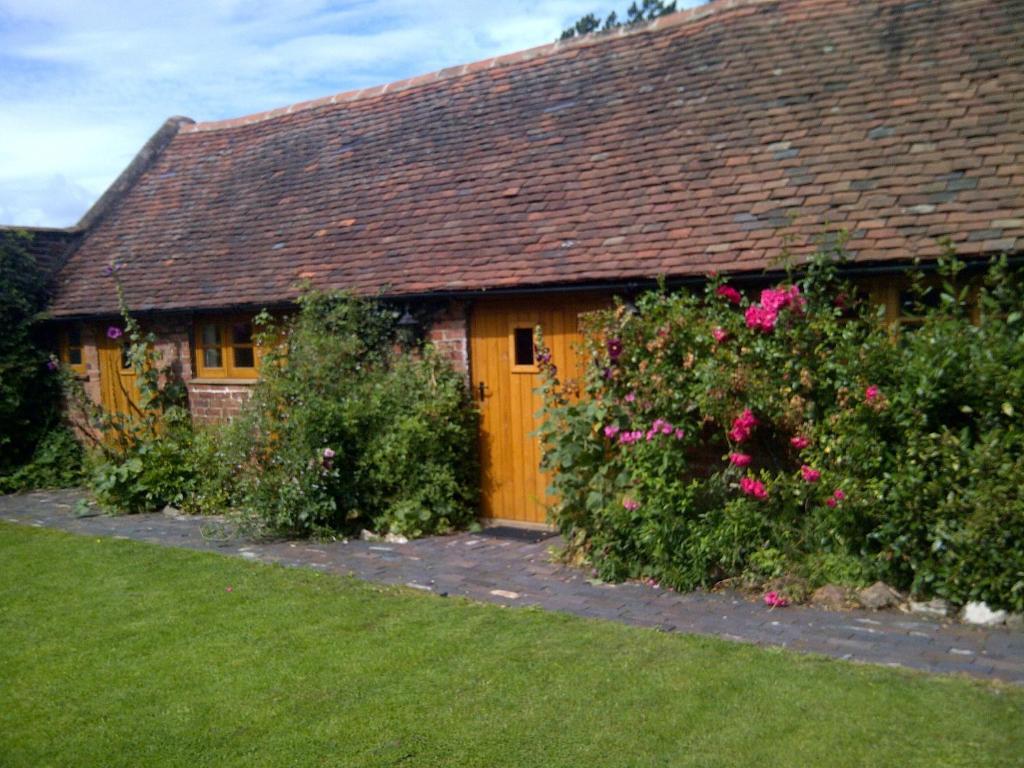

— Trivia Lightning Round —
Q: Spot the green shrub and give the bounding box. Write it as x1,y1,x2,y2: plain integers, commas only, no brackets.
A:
219,291,479,537
539,248,1024,611
88,410,195,514
0,425,85,493
0,230,69,483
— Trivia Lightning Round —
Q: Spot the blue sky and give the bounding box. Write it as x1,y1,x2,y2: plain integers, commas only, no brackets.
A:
0,1,697,227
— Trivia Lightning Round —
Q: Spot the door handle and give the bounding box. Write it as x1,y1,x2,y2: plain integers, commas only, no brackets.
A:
478,381,486,401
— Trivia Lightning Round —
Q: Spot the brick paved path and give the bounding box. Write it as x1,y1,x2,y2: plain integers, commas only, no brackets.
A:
2,489,1022,683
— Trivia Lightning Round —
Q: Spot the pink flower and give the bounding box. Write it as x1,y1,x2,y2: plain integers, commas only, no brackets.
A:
734,409,758,430
625,392,636,403
739,476,768,500
622,498,640,511
826,488,845,507
603,424,620,439
717,285,742,304
226,586,233,593
321,447,335,470
728,426,749,442
729,452,752,467
712,327,729,343
674,428,685,440
790,435,811,450
744,305,777,332
730,409,759,441
865,385,881,402
650,418,673,436
760,288,790,314
763,591,789,608
618,430,644,445
106,326,123,340
800,465,821,483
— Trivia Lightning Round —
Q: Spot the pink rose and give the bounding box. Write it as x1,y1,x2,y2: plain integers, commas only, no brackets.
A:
763,591,789,608
800,465,821,483
729,452,752,467
739,476,768,500
716,285,742,304
735,409,758,430
790,435,811,450
712,327,729,343
744,305,777,332
760,288,789,314
865,385,881,402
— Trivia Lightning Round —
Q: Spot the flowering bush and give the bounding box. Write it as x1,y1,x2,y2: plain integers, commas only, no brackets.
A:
538,249,1024,611
218,291,479,537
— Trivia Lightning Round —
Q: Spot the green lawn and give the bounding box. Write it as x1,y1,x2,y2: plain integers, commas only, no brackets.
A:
1,523,1022,767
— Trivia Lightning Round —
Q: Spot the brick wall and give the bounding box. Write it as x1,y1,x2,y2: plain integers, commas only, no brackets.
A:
426,300,469,373
187,382,254,423
62,315,258,426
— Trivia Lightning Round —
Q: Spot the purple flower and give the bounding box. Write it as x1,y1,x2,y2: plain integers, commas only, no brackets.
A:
106,326,123,340
603,425,620,439
606,337,623,362
46,358,59,371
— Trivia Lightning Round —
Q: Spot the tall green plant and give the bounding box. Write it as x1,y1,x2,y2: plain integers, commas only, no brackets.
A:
68,279,193,513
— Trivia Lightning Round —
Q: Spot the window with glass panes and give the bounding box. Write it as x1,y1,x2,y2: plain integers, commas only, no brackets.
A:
194,318,259,378
60,325,86,373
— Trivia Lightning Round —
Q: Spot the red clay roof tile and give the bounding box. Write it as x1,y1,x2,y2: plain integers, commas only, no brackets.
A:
50,0,1024,317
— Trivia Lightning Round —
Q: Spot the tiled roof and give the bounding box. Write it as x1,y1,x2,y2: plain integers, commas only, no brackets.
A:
50,0,1024,317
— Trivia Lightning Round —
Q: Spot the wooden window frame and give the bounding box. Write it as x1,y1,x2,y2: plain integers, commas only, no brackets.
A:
509,322,540,374
58,324,87,374
194,316,260,380
864,275,982,328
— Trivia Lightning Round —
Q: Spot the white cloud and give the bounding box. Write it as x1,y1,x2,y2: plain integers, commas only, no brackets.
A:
0,0,697,226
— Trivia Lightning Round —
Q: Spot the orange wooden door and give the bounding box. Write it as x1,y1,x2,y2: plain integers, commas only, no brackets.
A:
470,296,606,523
97,327,141,418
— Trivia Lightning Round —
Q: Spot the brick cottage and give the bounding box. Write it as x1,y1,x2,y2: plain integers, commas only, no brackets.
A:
13,0,1024,522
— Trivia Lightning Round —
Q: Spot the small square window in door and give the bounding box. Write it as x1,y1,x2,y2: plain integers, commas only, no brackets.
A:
511,326,538,373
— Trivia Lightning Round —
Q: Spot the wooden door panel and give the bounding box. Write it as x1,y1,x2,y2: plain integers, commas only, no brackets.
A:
470,296,606,523
97,327,141,418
